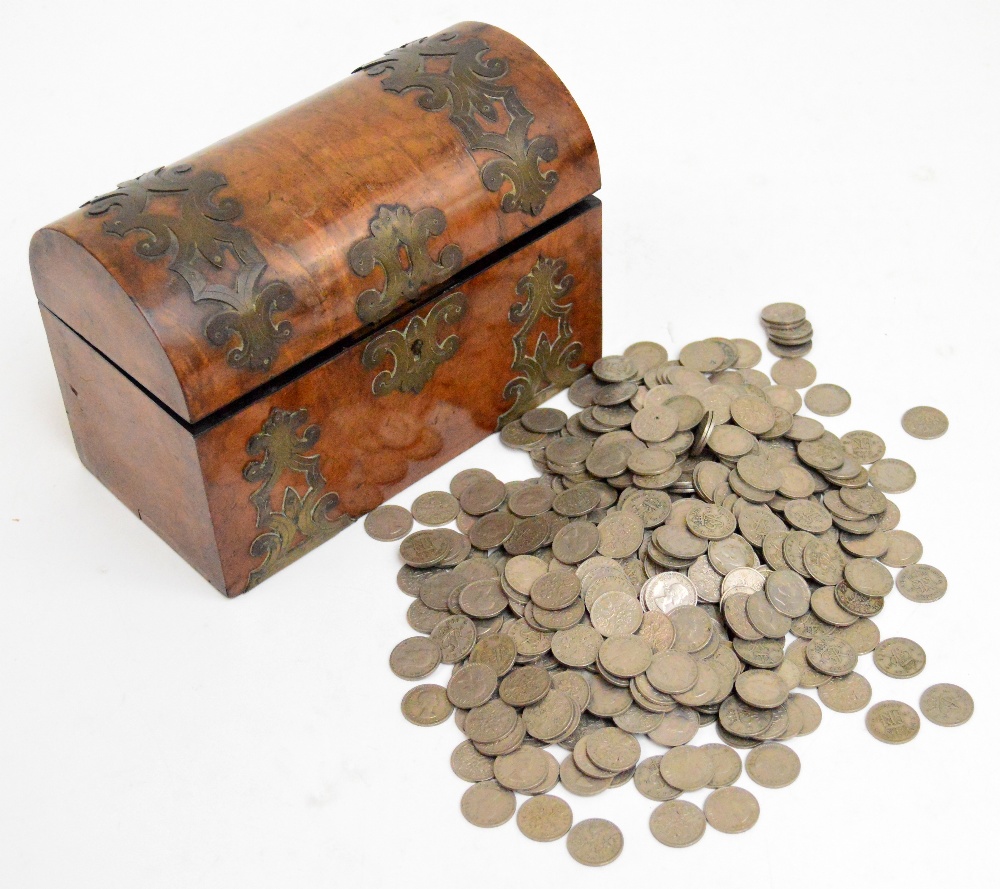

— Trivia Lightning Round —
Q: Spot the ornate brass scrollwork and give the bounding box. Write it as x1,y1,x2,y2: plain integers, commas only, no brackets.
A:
243,408,352,590
84,164,293,372
357,32,559,216
498,256,586,428
349,204,463,324
361,293,467,396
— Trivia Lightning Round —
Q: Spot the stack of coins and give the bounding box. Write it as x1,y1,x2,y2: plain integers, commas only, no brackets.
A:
366,315,968,866
760,302,813,357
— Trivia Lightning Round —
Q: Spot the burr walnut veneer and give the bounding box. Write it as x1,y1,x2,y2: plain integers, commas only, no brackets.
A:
30,21,602,595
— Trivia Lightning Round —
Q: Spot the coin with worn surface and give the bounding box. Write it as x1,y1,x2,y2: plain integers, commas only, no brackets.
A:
411,490,460,526
587,726,642,773
364,504,413,541
896,563,947,602
460,779,516,827
919,683,974,727
649,800,706,848
703,743,743,787
516,794,573,842
879,530,923,568
868,458,916,494
804,383,851,417
659,745,714,791
840,430,886,464
401,684,453,726
590,591,644,637
806,636,859,676
566,818,624,866
633,756,682,800
447,663,499,709
450,740,496,782
746,742,800,788
818,672,873,713
704,786,760,834
874,637,926,678
901,406,948,440
771,358,817,389
493,746,551,792
560,754,613,796
389,636,442,680
399,529,451,568
866,700,920,744
736,669,789,708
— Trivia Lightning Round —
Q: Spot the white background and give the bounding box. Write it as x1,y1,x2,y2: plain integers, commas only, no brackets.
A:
2,1,998,886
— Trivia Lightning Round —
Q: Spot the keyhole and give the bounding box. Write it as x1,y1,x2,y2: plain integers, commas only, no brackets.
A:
411,338,424,358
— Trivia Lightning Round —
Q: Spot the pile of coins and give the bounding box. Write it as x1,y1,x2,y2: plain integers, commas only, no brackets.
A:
760,301,814,357
366,305,970,866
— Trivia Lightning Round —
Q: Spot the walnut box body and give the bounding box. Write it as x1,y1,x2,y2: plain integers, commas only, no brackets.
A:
29,21,602,596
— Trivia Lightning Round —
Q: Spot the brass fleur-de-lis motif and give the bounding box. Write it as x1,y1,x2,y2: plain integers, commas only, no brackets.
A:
348,204,463,324
357,32,559,216
498,256,586,428
84,164,294,372
361,293,467,396
243,408,352,590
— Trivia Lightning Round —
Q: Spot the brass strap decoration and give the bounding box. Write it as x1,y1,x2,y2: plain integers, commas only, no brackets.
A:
362,293,467,396
349,204,463,324
357,32,559,216
84,164,293,372
498,256,587,428
243,408,352,590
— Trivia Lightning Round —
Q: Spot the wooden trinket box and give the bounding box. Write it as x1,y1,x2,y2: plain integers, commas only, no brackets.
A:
29,21,602,596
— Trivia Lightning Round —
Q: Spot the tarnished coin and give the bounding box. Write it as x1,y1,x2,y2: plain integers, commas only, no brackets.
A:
648,707,701,747
659,745,714,791
521,406,568,433
818,672,872,712
880,530,923,568
841,430,886,464
401,684,453,726
560,753,613,797
804,384,852,417
411,490,460,526
493,746,551,792
647,650,699,695
844,558,894,597
806,636,859,677
919,683,974,727
896,563,947,602
746,742,801,788
874,637,926,678
633,756,683,801
389,636,442,680
649,800,706,848
703,743,743,787
459,477,508,515
704,786,760,834
590,591,644,637
901,406,948,440
450,740,496,783
736,669,789,709
516,794,573,842
771,358,817,389
566,818,624,866
399,529,451,568
869,458,916,494
364,504,413,541
447,662,499,709
460,779,516,827
587,726,642,773
866,700,920,744
761,302,807,327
